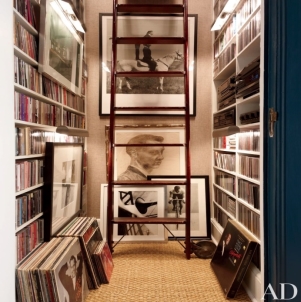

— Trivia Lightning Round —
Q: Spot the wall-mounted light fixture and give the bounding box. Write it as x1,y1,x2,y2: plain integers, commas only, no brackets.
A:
212,125,240,138
56,0,85,33
211,0,240,31
56,125,89,137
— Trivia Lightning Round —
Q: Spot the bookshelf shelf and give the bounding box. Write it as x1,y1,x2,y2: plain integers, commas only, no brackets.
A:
15,183,44,196
13,46,38,66
15,212,43,233
13,8,38,36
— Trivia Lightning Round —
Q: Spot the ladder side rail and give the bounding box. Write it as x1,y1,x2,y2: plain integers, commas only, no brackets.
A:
107,0,118,252
183,0,191,259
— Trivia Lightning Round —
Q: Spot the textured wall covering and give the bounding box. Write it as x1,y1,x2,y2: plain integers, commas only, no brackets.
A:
85,0,213,218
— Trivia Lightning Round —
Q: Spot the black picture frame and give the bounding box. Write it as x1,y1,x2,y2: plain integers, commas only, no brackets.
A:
44,142,84,241
99,13,198,116
147,175,211,239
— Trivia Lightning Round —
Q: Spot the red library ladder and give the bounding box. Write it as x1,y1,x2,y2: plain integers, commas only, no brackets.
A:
107,0,192,259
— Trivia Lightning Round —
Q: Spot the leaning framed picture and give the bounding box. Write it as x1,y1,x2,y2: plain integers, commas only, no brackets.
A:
39,0,83,95
44,142,84,240
100,184,166,242
99,13,198,115
147,175,211,239
105,124,186,181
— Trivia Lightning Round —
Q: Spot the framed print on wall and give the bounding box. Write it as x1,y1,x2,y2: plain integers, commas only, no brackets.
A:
147,175,211,239
39,0,83,95
99,13,198,116
44,142,84,240
105,124,186,181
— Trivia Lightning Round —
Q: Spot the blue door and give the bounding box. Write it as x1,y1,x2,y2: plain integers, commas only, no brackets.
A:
264,0,301,300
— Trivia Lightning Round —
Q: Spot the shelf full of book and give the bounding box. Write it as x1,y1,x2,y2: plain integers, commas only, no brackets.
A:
211,0,263,299
13,0,87,264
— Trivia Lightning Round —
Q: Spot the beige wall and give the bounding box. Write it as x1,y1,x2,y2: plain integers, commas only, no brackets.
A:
85,0,213,218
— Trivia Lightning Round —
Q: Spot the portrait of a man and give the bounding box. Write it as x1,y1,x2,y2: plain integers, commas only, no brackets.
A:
113,127,185,180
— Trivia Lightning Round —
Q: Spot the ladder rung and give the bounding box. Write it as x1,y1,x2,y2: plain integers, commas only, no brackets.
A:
114,106,187,111
116,37,185,45
116,4,184,14
115,71,185,77
112,180,188,186
112,217,186,224
113,143,186,147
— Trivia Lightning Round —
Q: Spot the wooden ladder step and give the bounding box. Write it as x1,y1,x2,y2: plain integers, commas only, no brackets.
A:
115,71,185,77
116,4,184,14
112,180,188,186
116,37,185,44
112,217,186,224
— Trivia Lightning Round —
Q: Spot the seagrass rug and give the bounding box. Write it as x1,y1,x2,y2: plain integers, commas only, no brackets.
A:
84,241,251,302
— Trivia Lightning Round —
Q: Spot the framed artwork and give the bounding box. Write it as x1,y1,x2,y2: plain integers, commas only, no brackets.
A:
147,175,211,238
44,142,84,240
39,0,84,95
100,184,166,242
105,124,186,181
99,13,198,115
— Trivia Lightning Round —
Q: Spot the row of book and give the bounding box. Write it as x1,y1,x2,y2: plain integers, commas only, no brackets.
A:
237,10,261,53
13,0,37,29
63,110,86,129
14,19,38,61
214,151,236,171
213,43,236,78
214,186,236,218
238,130,260,151
236,0,261,30
43,76,85,112
15,128,85,156
14,56,41,93
213,135,237,149
215,170,236,195
16,188,42,227
16,219,44,263
213,203,229,229
14,92,61,126
238,179,260,209
239,155,260,180
238,203,260,238
15,159,43,192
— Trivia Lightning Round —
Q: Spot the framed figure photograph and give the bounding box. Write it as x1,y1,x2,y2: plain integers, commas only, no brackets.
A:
39,0,84,95
99,13,198,116
44,142,84,240
147,175,211,239
105,124,186,181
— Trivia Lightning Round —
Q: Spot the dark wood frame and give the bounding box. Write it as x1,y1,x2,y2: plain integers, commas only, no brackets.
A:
43,142,84,241
98,13,198,116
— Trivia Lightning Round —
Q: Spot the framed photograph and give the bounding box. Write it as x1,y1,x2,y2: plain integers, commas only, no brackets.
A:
100,184,166,242
147,175,211,239
99,13,198,115
39,0,83,95
44,142,84,240
105,124,186,181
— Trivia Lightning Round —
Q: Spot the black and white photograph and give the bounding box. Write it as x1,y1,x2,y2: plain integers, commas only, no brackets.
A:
39,0,83,95
148,175,211,238
111,186,165,242
99,14,197,115
105,124,186,181
54,238,89,302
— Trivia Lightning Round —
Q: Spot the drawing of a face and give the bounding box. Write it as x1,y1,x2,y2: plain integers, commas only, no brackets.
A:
136,141,165,171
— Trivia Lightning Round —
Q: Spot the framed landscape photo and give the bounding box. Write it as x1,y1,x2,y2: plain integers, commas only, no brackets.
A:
39,0,83,95
99,13,198,116
105,124,186,181
147,175,211,238
44,142,84,240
